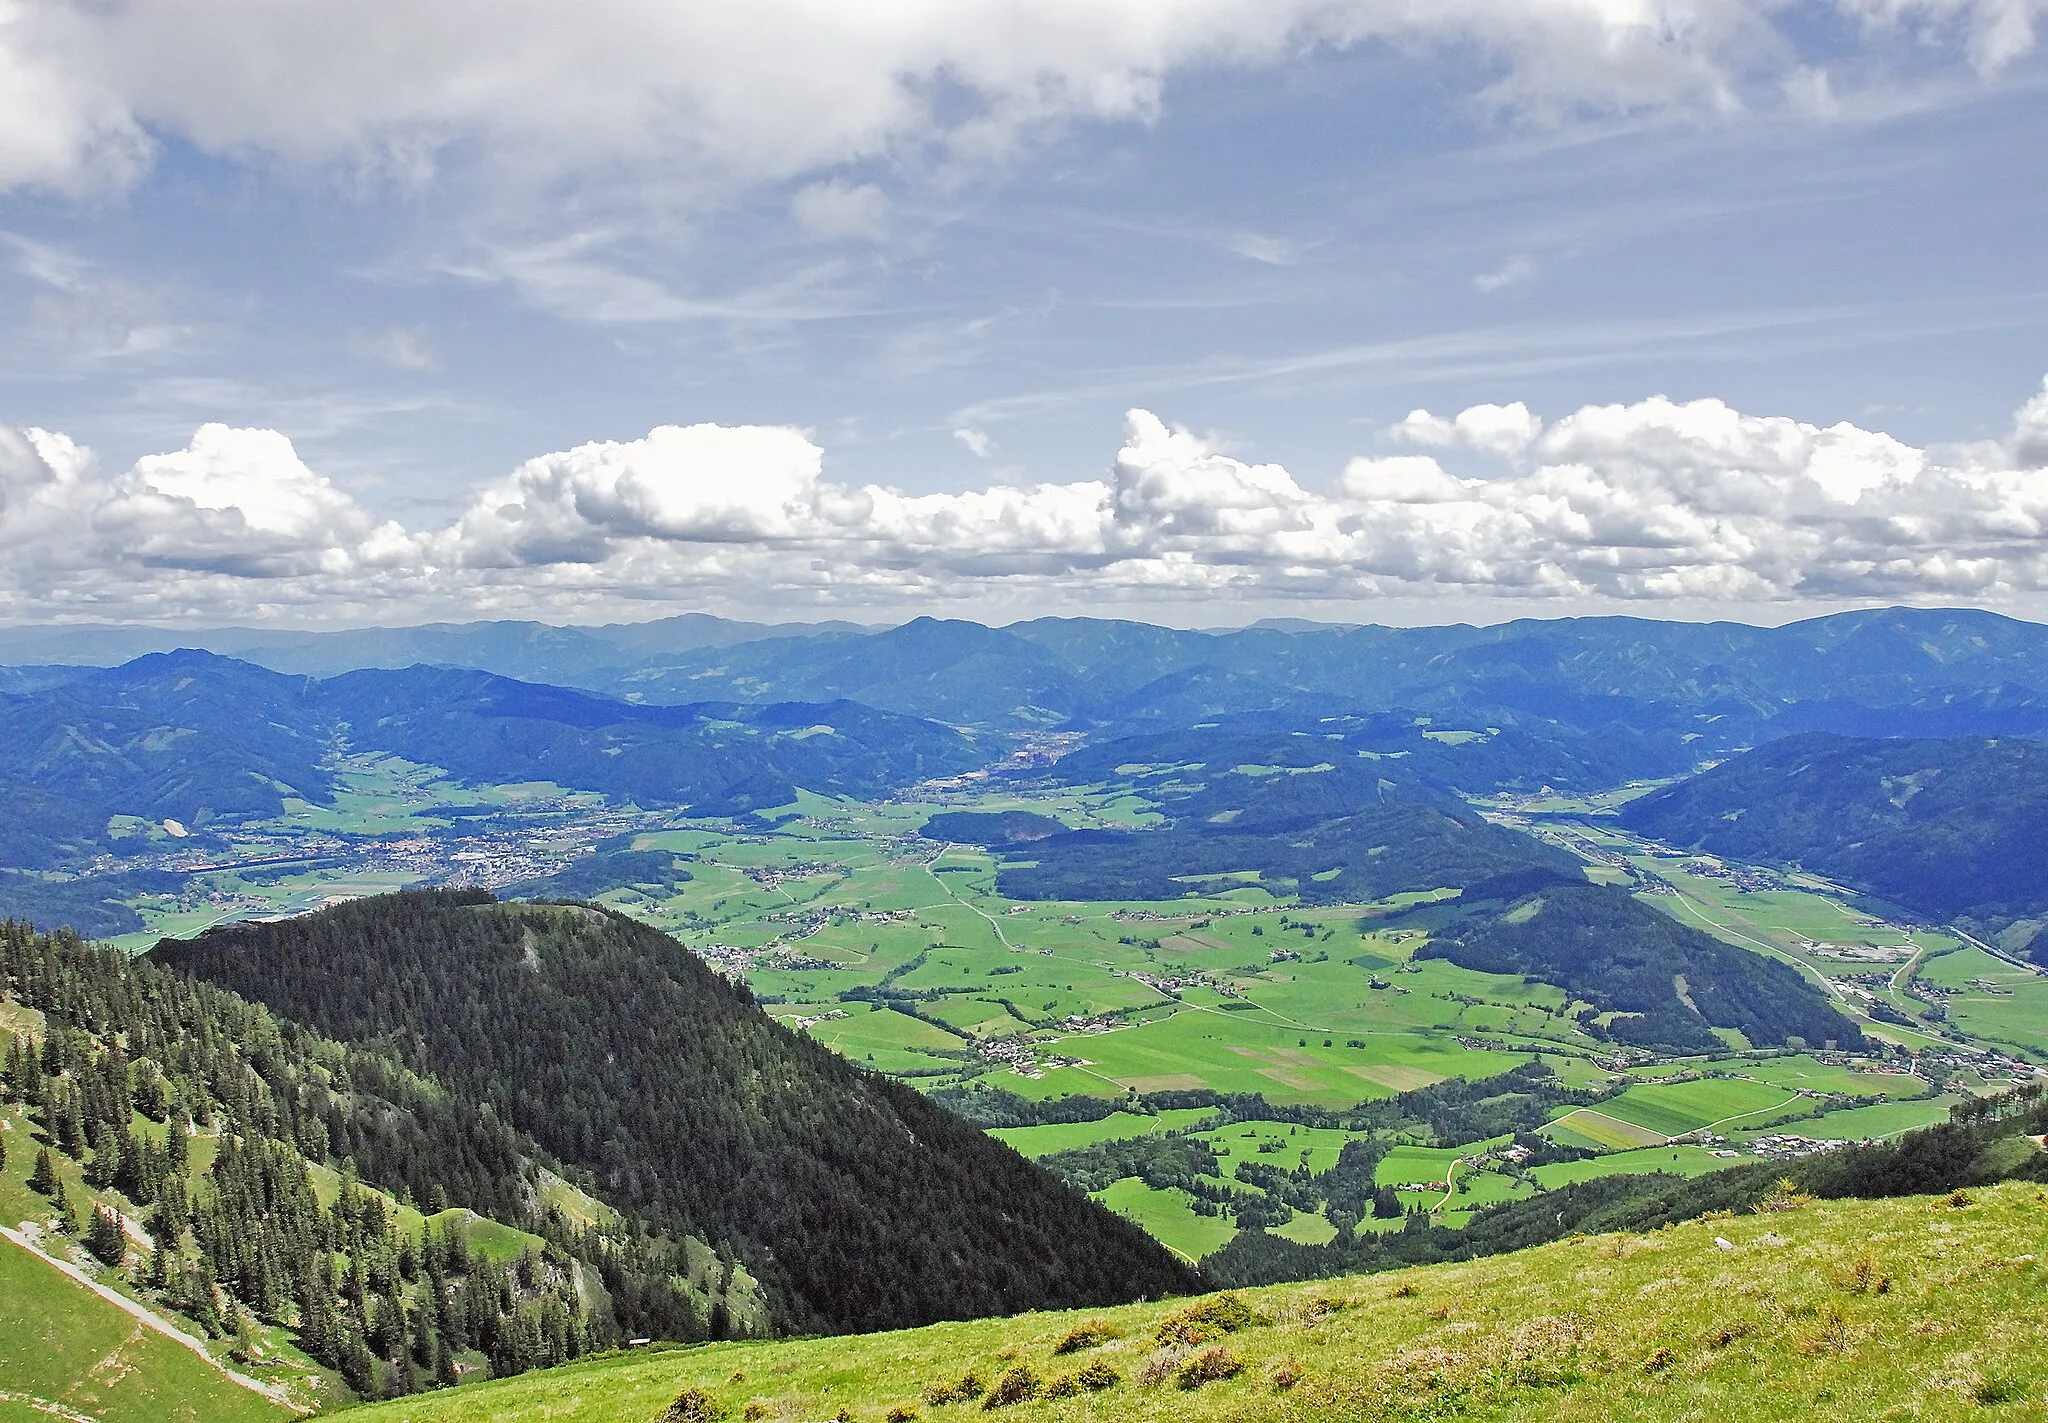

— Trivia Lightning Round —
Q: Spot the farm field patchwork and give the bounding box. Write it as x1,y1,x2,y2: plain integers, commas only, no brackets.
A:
93,773,2038,1270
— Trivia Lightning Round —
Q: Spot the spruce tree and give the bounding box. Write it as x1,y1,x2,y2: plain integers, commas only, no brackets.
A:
28,1145,57,1195
88,1205,127,1267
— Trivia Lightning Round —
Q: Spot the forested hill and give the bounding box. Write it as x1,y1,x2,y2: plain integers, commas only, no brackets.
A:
152,891,1197,1334
1620,734,2048,954
0,650,982,869
1409,876,1867,1055
2,918,758,1407
942,763,1581,906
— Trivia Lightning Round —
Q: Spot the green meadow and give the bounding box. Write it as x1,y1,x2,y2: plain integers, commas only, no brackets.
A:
348,1182,2048,1423
0,1238,292,1423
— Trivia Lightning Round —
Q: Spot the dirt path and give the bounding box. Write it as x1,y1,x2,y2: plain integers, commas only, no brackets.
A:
1,1225,304,1413
1433,1157,1467,1212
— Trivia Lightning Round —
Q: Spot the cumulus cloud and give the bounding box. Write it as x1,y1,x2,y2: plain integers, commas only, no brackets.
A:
6,377,2048,621
1390,401,1543,456
0,1,2037,202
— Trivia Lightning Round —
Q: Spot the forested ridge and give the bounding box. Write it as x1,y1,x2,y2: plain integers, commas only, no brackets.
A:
1621,732,2048,955
0,649,981,872
957,764,1578,904
152,890,1198,1335
0,919,747,1407
1407,873,1866,1054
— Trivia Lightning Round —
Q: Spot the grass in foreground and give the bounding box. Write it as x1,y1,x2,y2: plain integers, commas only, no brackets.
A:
0,1236,292,1423
353,1181,2047,1423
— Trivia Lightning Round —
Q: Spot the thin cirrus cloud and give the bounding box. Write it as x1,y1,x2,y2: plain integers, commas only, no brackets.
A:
1,376,2046,623
0,2,2038,199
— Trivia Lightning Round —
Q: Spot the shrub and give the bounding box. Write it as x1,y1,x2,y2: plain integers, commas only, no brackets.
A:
887,1409,918,1423
1076,1361,1120,1392
920,1372,985,1406
660,1389,729,1423
1176,1347,1243,1389
1830,1255,1891,1295
1053,1320,1119,1354
1042,1374,1079,1399
1137,1346,1190,1388
1154,1292,1261,1346
980,1366,1039,1409
1756,1178,1814,1213
1269,1356,1305,1391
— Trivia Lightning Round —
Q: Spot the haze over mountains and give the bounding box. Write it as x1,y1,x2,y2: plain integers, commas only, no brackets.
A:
0,650,981,869
11,605,2048,745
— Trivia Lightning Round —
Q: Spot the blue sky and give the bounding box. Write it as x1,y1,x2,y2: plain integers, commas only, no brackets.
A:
0,2,2045,627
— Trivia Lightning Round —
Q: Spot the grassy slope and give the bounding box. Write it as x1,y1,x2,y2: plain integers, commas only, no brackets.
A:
0,1238,291,1423
352,1181,2048,1423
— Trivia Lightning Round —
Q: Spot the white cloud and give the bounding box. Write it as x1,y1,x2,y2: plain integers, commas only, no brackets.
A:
351,324,439,371
6,376,2048,621
791,181,890,242
953,427,996,458
2010,374,2048,468
1391,401,1543,456
0,2,2036,204
1473,255,1537,292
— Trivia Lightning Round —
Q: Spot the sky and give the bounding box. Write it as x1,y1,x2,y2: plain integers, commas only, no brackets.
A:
1,0,2046,630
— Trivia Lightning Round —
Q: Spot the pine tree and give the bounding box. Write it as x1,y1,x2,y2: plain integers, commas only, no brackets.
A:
88,1205,127,1267
28,1145,58,1195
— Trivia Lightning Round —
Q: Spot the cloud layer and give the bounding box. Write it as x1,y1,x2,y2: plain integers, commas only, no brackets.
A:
4,376,2047,623
0,1,2038,195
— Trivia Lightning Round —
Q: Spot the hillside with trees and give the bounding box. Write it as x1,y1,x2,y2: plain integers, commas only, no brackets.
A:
1409,874,1866,1054
971,764,1579,904
152,891,1197,1335
1620,733,2048,955
1,918,752,1408
0,650,981,874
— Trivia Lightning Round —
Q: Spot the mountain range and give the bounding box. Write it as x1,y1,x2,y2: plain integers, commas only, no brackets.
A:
0,650,980,869
12,607,2048,752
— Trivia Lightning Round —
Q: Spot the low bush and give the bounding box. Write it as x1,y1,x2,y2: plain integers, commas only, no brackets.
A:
1154,1291,1262,1346
1177,1347,1244,1389
660,1388,728,1423
920,1372,985,1406
1053,1320,1120,1354
980,1366,1039,1409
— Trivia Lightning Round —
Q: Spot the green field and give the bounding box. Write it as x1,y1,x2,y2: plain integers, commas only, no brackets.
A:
346,1181,2048,1423
992,1110,1218,1159
1091,1178,1238,1262
1916,945,2048,1060
0,1237,292,1423
1544,1108,1670,1150
1528,1144,1733,1188
1763,1095,1960,1142
1594,1076,1804,1138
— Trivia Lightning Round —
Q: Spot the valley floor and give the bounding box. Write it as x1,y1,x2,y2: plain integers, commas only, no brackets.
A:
352,1180,2048,1422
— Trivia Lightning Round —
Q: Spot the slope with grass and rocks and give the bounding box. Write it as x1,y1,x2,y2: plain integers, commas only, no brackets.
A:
346,1177,2048,1423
